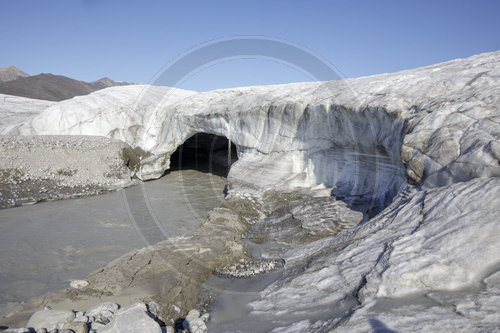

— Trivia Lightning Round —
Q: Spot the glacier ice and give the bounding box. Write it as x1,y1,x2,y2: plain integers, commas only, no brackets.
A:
0,94,54,134
12,52,500,208
248,178,500,331
1,51,499,331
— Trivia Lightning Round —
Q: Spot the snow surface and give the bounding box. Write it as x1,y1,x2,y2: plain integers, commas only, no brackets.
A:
0,94,54,134
2,51,500,331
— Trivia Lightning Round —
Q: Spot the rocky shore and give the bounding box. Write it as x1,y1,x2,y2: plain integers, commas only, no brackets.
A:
0,192,257,329
3,301,209,333
1,186,355,331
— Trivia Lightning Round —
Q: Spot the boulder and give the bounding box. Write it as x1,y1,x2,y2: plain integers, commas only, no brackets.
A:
85,303,119,317
69,280,89,289
182,309,207,333
62,322,89,333
200,313,209,323
186,309,200,318
90,322,106,331
73,314,90,323
1,329,32,333
94,310,114,324
26,309,75,330
99,303,161,333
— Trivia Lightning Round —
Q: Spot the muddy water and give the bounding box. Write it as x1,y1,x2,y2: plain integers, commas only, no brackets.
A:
0,169,226,306
201,239,285,332
203,268,284,332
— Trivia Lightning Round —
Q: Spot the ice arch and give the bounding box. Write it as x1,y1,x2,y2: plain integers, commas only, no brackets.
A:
168,132,238,178
135,99,408,217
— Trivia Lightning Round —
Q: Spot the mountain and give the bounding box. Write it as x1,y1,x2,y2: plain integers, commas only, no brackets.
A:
89,77,129,90
0,73,131,102
0,65,29,83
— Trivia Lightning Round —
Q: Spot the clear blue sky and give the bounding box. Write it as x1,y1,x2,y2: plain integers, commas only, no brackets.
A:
1,0,499,91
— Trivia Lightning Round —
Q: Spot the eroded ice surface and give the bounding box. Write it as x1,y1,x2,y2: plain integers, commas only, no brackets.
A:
248,178,500,331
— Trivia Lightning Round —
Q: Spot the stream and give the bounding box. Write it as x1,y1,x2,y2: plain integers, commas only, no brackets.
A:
0,169,226,308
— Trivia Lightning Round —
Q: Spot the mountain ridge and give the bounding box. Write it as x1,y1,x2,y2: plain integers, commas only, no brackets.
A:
0,70,131,101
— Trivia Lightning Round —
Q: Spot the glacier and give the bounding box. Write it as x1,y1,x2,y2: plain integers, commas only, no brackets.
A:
1,51,499,331
13,52,500,213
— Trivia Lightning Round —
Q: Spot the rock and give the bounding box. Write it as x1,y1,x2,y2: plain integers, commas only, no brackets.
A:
72,315,90,323
186,309,200,318
59,330,75,333
99,303,161,333
90,322,105,331
61,322,88,333
45,323,62,331
94,310,114,324
182,313,207,333
85,303,119,318
215,258,283,277
172,305,180,314
147,301,160,316
200,313,209,323
69,280,88,289
27,309,75,330
164,326,175,333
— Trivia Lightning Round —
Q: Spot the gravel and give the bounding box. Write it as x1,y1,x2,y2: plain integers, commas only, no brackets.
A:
0,135,136,209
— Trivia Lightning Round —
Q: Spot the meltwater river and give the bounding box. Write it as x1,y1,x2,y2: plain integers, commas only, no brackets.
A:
0,169,227,307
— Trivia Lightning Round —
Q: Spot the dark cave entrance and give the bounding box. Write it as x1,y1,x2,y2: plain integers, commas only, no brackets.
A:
169,133,238,178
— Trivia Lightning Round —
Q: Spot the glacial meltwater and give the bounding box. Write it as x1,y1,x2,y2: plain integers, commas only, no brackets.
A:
0,169,227,307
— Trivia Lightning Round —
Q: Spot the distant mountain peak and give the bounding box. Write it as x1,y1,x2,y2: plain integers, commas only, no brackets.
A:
0,65,29,83
94,77,112,82
2,65,23,71
0,72,131,101
89,77,130,90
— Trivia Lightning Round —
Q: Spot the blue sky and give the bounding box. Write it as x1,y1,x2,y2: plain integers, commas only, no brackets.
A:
1,0,499,91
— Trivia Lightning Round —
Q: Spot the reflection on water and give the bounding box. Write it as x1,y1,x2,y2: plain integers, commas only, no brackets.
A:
0,169,226,305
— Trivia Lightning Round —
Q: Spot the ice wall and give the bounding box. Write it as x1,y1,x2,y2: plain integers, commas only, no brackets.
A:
13,51,500,214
